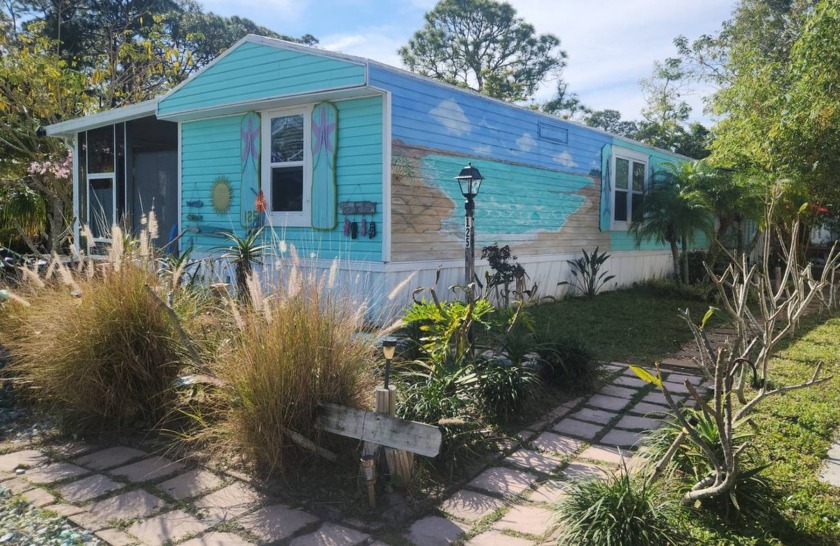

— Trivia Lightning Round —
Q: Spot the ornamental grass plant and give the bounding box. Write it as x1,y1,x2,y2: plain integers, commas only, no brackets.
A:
5,224,185,433
197,249,379,477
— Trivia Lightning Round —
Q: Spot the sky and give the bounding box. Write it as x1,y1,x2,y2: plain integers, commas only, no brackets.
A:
195,0,738,124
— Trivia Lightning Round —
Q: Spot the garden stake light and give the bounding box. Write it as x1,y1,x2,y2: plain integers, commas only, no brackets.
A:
382,336,397,390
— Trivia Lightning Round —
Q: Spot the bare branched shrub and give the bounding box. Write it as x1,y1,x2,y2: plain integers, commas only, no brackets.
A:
639,194,840,506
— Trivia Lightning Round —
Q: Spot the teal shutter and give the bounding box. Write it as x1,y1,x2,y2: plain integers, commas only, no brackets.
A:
599,144,612,231
240,112,260,228
311,102,338,230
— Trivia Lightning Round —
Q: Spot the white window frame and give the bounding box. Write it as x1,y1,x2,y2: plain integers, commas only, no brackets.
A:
611,147,648,230
261,106,312,227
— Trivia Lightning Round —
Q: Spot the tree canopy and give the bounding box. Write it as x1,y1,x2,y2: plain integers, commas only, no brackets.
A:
399,0,567,102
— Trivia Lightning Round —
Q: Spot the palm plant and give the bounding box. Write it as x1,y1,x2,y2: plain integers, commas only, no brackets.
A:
630,163,714,284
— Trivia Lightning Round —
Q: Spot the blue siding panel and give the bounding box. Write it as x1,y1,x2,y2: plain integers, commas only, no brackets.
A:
370,65,610,177
160,42,367,117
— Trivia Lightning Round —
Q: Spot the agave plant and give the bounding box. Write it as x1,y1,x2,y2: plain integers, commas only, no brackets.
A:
219,228,267,301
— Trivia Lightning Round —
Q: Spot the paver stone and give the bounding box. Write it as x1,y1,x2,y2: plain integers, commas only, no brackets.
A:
194,482,261,523
578,444,628,465
74,447,147,471
561,462,607,481
569,407,617,425
586,394,630,412
128,509,207,545
493,504,555,537
614,415,661,431
94,528,138,546
66,511,109,532
238,504,319,542
628,402,670,416
24,463,89,484
109,456,184,482
59,474,124,503
180,532,255,546
613,375,648,389
467,530,532,546
406,516,468,545
91,489,167,520
819,459,840,487
156,469,222,500
504,449,563,474
289,523,370,546
0,450,47,472
441,489,504,522
601,428,646,449
552,419,602,440
468,467,536,496
20,487,56,507
599,385,638,400
45,504,84,517
528,479,571,504
530,432,582,455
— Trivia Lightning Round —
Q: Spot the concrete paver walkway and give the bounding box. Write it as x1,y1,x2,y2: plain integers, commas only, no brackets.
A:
0,364,707,546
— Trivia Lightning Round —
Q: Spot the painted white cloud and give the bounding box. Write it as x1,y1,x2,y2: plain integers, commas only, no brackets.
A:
554,151,578,168
430,99,470,136
516,133,536,152
474,145,492,155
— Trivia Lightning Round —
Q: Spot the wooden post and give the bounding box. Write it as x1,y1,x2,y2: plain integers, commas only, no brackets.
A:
375,385,415,486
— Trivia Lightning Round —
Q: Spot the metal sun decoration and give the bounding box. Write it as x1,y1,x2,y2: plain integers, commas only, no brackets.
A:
211,176,233,214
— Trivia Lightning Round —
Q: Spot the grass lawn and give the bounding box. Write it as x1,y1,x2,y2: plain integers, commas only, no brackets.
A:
529,283,716,366
672,309,840,545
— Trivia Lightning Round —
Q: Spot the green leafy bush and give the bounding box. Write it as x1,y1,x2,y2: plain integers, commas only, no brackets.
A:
560,247,616,298
555,466,678,546
532,327,598,390
474,358,539,422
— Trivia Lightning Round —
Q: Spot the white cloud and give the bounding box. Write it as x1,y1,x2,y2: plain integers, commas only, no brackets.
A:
516,133,536,152
321,29,405,68
430,99,470,136
198,0,308,23
554,151,578,168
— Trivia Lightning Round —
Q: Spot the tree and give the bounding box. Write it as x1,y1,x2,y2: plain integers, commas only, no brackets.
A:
539,81,590,120
399,0,567,102
677,1,840,202
629,163,714,284
583,109,639,139
12,0,318,108
0,27,90,252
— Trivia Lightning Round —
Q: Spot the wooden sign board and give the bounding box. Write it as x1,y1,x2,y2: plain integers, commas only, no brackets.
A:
315,403,441,458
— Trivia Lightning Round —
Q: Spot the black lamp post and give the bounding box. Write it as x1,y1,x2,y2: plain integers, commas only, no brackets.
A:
455,163,484,288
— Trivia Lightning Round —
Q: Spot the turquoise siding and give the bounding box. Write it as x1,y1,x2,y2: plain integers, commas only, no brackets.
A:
160,42,367,117
420,154,593,247
181,96,383,261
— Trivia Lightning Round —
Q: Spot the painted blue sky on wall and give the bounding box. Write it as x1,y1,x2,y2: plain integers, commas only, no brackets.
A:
195,0,736,124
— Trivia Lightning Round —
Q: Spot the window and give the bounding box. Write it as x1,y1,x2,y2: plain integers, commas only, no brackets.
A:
262,108,311,226
612,149,647,228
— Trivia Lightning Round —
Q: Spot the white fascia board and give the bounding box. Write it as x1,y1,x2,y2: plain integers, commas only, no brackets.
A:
157,85,381,123
45,99,158,138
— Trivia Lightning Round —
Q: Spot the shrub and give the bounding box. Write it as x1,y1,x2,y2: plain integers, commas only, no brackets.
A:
559,247,615,298
7,256,183,432
396,361,490,477
205,260,376,477
643,408,772,520
532,327,598,390
555,466,678,546
473,358,538,422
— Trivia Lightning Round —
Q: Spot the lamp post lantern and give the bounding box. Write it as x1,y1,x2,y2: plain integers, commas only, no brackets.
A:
455,163,484,288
